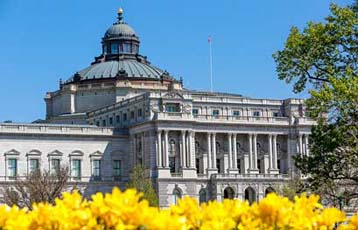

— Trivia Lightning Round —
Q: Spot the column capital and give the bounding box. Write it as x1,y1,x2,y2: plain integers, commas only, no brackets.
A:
228,133,232,137
181,130,186,135
164,130,169,134
212,132,216,137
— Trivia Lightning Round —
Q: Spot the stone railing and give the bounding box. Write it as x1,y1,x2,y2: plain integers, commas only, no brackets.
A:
155,112,290,125
0,123,114,136
211,173,290,180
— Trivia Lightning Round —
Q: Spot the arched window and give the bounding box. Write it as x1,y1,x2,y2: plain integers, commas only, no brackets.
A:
265,187,275,196
173,188,182,205
223,187,235,199
244,187,256,204
199,189,207,204
169,139,176,155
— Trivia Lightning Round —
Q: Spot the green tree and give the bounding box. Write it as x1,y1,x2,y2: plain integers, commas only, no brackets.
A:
126,165,159,207
273,2,358,207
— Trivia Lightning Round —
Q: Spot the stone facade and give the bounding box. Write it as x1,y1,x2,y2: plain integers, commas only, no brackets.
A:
0,8,315,207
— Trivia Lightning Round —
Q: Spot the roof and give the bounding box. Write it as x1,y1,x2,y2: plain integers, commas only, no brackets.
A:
104,23,136,38
66,59,171,82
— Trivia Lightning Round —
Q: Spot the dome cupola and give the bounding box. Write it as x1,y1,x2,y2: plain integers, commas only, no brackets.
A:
102,8,140,55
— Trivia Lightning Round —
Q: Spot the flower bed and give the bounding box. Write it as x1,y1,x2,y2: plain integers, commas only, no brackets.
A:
0,188,357,230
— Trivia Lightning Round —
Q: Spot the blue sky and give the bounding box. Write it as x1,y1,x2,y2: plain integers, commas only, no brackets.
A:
0,0,352,122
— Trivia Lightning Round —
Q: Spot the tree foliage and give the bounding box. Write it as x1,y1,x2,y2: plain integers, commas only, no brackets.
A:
126,165,159,207
1,167,69,210
273,2,358,206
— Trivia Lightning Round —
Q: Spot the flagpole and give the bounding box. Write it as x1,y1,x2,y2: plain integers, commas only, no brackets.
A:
209,36,213,93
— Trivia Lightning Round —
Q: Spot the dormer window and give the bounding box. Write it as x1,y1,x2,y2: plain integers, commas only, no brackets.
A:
123,43,131,53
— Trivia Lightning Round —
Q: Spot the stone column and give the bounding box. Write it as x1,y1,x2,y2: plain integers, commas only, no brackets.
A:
304,134,309,156
233,134,238,169
157,131,162,168
273,135,278,170
212,133,217,169
207,133,212,169
248,133,253,170
181,131,186,168
190,131,196,168
228,133,232,170
253,134,258,170
298,134,303,156
268,134,273,170
70,93,76,114
164,130,169,168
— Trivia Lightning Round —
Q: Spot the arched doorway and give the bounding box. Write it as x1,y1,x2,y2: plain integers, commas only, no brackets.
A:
199,189,207,204
244,187,256,204
223,187,235,199
265,187,275,196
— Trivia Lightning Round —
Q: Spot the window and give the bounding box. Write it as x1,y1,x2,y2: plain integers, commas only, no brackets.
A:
111,43,119,54
71,159,81,180
233,110,240,117
212,109,219,118
216,159,221,173
253,111,260,117
137,109,142,117
8,159,17,178
123,113,127,121
96,121,100,126
237,159,241,173
116,115,120,123
113,160,121,179
92,160,101,179
29,159,39,173
273,112,279,117
169,157,176,173
192,109,199,116
165,103,180,113
102,120,106,126
196,158,200,173
51,159,60,175
130,111,135,119
123,43,131,53
109,117,113,125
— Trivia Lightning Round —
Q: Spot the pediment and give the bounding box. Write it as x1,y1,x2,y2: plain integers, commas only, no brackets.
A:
90,150,103,157
69,150,84,156
4,149,20,156
27,149,42,156
48,150,64,156
162,91,184,100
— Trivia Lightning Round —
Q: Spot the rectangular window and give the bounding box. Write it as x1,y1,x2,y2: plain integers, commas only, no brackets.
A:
8,159,17,178
273,112,279,117
130,111,135,119
92,160,101,179
109,117,113,125
237,159,241,173
253,111,260,117
96,121,100,126
196,158,200,173
212,109,220,118
123,43,131,53
111,43,119,54
113,160,121,179
216,159,221,173
233,110,240,117
51,159,60,175
116,115,120,123
123,113,127,121
137,109,142,117
72,159,81,179
165,103,180,113
192,109,199,116
102,120,106,126
29,159,39,173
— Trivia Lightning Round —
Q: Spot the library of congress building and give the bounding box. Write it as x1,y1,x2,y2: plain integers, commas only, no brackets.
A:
0,9,314,207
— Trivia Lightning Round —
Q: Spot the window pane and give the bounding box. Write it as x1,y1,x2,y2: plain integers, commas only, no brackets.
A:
8,159,17,177
111,44,119,54
113,160,121,177
72,159,81,178
51,159,60,175
92,160,101,178
29,159,39,173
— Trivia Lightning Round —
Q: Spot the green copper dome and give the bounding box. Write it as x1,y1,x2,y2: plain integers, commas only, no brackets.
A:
64,8,176,84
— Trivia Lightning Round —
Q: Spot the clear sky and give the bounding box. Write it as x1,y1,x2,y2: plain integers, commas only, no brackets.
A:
0,0,352,122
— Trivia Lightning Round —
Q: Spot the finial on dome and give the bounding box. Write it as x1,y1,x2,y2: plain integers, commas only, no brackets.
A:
117,7,124,22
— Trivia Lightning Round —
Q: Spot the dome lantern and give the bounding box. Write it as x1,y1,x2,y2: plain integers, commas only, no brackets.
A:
102,8,140,56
